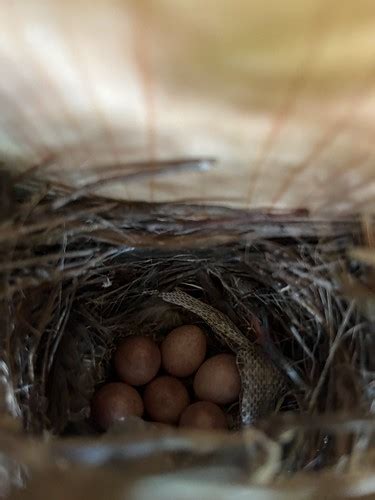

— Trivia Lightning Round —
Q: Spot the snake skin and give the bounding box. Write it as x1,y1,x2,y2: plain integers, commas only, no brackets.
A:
160,289,287,425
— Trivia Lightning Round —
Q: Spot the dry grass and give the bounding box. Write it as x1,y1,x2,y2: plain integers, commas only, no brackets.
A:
0,167,374,497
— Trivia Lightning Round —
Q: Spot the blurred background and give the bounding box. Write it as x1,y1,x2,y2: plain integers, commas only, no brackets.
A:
0,0,375,212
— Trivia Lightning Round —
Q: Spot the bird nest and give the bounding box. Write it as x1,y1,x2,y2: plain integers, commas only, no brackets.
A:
0,171,374,497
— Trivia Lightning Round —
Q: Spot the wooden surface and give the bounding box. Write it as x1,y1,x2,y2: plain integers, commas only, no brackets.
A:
0,0,375,212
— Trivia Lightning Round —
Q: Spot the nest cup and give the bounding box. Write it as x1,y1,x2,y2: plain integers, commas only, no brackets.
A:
0,176,374,483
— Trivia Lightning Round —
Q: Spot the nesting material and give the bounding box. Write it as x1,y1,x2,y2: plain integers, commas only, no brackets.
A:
0,175,374,482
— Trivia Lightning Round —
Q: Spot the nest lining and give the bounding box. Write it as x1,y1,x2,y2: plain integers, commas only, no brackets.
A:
0,176,374,476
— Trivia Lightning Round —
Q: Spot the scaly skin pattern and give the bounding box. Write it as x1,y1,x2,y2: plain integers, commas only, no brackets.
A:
160,289,287,425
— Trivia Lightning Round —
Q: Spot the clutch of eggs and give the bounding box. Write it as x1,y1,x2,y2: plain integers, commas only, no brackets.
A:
91,326,240,431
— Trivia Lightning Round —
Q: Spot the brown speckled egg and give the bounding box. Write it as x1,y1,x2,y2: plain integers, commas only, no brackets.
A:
179,401,228,430
144,376,190,424
161,325,206,377
193,354,241,405
115,336,161,386
91,383,144,431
